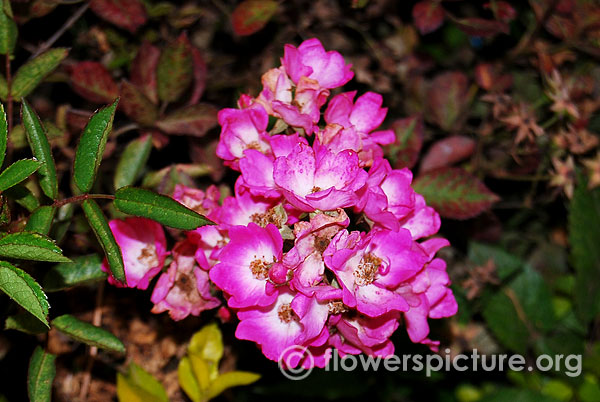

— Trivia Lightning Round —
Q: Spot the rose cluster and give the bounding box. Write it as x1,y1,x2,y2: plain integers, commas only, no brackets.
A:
102,38,457,367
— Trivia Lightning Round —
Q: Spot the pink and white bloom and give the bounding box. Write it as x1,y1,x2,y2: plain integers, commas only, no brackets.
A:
172,184,220,221
282,38,353,89
209,223,282,308
102,217,167,289
273,141,367,211
151,240,220,320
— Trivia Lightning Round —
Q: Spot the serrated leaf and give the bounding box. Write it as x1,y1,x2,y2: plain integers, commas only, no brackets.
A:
25,206,55,235
28,346,56,402
21,100,58,199
206,371,260,400
0,103,6,167
117,362,168,402
11,48,68,98
155,104,218,137
412,1,445,35
131,41,160,104
0,0,17,55
413,167,499,219
231,0,278,36
385,116,423,170
0,231,70,262
70,61,119,104
73,99,119,193
51,314,126,354
189,47,207,105
0,158,41,192
81,199,125,283
5,311,49,334
89,0,147,33
569,176,600,323
119,80,158,126
0,261,49,327
156,33,193,103
114,186,213,230
426,71,470,132
419,135,476,174
43,254,106,292
114,134,152,190
3,183,39,211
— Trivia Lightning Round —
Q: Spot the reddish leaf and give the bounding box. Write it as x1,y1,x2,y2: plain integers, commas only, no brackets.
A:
119,80,158,126
89,0,147,33
453,17,509,37
66,110,92,132
412,1,445,35
483,1,517,23
130,41,160,104
155,104,218,137
385,116,424,169
231,0,278,36
426,71,470,132
156,33,193,103
70,62,119,104
188,46,207,105
413,167,500,220
30,0,61,18
420,135,476,174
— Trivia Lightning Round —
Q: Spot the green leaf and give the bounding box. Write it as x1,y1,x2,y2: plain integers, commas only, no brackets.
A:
0,73,7,101
28,346,56,402
485,387,561,402
0,194,8,225
5,311,49,334
51,314,126,354
468,242,522,280
569,176,600,323
178,357,201,402
73,99,119,193
43,254,107,292
0,158,41,191
482,290,529,354
0,231,70,262
117,362,168,402
510,265,556,332
3,182,40,212
413,167,500,220
81,199,125,283
114,186,213,230
0,260,49,327
114,134,152,190
11,48,68,98
231,0,278,36
206,371,260,400
21,100,58,199
0,102,6,168
0,0,17,55
156,33,193,102
25,206,55,235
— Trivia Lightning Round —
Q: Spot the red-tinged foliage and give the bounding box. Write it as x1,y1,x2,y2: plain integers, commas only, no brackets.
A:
119,80,158,127
413,167,500,220
29,0,60,18
474,63,512,92
89,0,147,33
385,116,424,169
156,33,193,103
483,1,517,23
420,135,476,173
70,61,119,104
412,1,445,35
231,0,278,36
188,47,207,106
131,41,160,105
452,17,510,37
154,104,219,137
426,71,470,132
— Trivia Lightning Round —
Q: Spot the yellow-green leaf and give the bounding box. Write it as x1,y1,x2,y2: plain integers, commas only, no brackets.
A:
117,362,168,402
178,357,201,402
0,261,49,327
11,49,68,98
189,322,223,367
206,371,261,400
189,354,211,393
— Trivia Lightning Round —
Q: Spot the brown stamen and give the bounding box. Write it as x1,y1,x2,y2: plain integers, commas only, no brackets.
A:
277,303,297,323
354,253,382,286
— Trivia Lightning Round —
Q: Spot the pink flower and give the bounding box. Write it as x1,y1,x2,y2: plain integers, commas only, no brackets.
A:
102,218,167,289
256,66,293,115
272,77,329,134
172,184,221,221
218,179,280,227
151,240,220,320
216,104,270,168
273,141,367,212
209,223,283,308
282,38,353,89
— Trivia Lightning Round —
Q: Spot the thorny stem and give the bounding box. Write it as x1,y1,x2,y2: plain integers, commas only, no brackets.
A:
78,281,105,401
30,2,89,60
52,193,115,208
